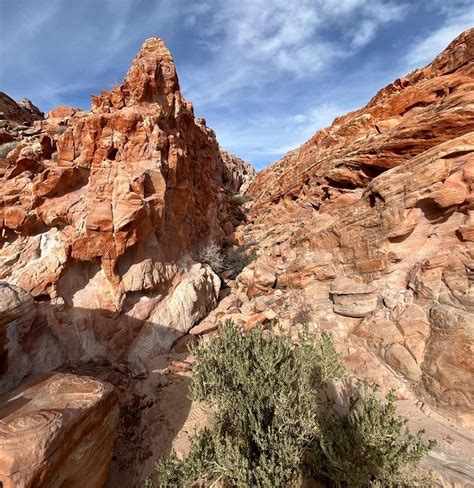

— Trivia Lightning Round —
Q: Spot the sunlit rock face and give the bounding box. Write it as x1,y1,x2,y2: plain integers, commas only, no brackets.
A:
0,38,251,390
209,29,474,427
219,148,257,195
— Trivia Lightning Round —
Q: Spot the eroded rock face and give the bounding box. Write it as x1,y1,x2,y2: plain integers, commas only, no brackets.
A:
249,29,474,214
0,92,43,127
220,148,257,195
0,283,37,391
0,38,252,390
0,372,118,488
207,29,474,427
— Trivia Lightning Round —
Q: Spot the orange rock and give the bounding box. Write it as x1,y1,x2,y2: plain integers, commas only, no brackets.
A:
47,105,76,118
0,38,251,391
0,372,118,488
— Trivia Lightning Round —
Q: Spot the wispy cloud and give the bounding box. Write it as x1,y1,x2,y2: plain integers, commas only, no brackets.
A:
212,102,352,169
404,1,474,69
182,0,409,107
1,0,471,167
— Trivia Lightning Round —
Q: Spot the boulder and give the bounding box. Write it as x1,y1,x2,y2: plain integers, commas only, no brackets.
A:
0,372,118,488
330,277,378,318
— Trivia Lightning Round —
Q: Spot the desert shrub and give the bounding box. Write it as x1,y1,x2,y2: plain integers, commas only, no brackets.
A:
308,384,436,487
228,194,252,206
225,243,257,275
155,321,346,487
293,309,312,325
199,241,226,273
152,321,435,487
0,141,18,158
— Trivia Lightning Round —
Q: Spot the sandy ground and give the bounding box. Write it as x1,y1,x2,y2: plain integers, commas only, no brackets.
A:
103,351,210,488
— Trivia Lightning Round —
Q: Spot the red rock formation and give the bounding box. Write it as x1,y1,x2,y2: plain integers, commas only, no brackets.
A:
209,29,474,430
219,148,256,195
249,29,474,215
0,38,251,390
0,372,118,488
0,92,43,127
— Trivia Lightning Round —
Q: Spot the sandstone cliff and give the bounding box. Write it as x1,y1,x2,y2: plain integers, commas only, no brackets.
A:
206,29,474,432
219,148,256,195
0,38,251,392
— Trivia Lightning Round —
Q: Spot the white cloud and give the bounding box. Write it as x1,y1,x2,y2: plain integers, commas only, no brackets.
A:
182,0,410,109
351,20,377,48
404,3,474,69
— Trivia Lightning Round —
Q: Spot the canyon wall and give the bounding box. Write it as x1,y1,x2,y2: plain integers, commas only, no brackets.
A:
0,38,251,392
210,28,474,428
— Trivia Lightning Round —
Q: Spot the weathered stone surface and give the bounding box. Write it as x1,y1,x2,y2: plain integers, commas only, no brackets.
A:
0,372,118,488
220,148,256,195
213,28,474,427
0,92,43,127
330,277,378,317
127,262,221,368
385,343,422,381
249,29,474,214
237,259,276,298
0,38,253,390
354,317,404,349
0,283,36,390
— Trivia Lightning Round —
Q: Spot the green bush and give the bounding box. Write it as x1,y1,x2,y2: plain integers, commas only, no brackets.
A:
152,321,434,487
228,194,252,206
0,141,18,158
308,384,436,487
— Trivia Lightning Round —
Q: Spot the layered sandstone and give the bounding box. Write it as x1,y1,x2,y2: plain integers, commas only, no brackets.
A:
0,38,249,390
205,29,474,432
0,372,118,488
249,29,474,214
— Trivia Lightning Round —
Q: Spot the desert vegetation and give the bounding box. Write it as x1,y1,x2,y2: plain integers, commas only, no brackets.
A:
151,321,434,487
199,242,257,276
0,141,17,158
228,194,253,206
199,241,227,274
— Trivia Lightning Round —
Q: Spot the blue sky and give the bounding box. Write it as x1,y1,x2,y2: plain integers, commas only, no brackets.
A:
0,1,472,168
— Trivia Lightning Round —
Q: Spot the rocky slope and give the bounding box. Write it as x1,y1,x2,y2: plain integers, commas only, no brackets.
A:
219,148,256,195
0,91,43,129
193,29,474,477
237,28,474,424
0,39,254,393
